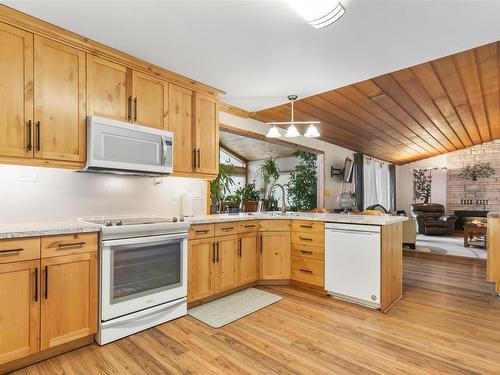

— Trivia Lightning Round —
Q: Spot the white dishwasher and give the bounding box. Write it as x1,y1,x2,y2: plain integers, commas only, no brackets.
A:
324,223,381,309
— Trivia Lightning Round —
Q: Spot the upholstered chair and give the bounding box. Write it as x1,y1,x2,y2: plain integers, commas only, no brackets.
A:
410,203,457,235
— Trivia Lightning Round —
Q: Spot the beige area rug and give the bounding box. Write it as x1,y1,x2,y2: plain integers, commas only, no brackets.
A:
187,288,282,328
414,234,487,259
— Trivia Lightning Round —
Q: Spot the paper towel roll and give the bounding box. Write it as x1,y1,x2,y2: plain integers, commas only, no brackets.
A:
181,192,194,217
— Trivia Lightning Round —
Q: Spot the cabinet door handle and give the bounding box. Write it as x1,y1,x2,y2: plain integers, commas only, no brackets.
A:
212,242,216,263
36,121,41,151
197,149,201,168
58,242,86,249
34,267,38,302
299,268,313,274
128,96,132,121
44,266,48,299
134,97,138,122
216,241,220,263
260,235,263,254
193,149,197,168
27,120,32,151
299,236,313,241
0,248,23,254
238,238,242,257
300,250,313,255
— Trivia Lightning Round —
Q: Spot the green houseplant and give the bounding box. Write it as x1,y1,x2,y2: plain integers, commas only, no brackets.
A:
210,164,235,213
236,182,260,212
286,151,318,211
225,194,241,214
257,157,280,211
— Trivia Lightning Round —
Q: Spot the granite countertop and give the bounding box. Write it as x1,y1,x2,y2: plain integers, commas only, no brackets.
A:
187,212,408,226
488,212,499,218
0,221,101,239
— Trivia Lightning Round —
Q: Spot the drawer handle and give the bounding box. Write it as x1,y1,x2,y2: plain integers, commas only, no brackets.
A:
58,242,86,249
221,227,234,231
34,267,38,302
299,236,313,241
299,250,313,254
300,225,313,229
299,268,313,274
244,225,256,228
44,265,48,299
0,248,24,254
195,230,209,234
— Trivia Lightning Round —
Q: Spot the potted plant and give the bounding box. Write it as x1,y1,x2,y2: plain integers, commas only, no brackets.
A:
225,195,241,214
210,164,235,214
257,157,280,211
286,151,318,211
236,182,260,212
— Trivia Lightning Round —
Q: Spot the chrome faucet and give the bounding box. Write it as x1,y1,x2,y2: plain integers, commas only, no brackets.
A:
269,183,287,214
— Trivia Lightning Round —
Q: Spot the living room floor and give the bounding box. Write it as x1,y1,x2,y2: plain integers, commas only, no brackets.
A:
413,234,487,259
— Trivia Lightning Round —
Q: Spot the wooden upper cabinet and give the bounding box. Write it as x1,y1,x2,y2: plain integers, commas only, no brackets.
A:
40,253,97,350
132,71,168,130
87,55,130,122
169,84,193,173
0,23,33,159
34,36,86,163
194,93,218,175
0,260,40,365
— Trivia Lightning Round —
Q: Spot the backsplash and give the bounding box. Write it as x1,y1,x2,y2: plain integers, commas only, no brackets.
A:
447,140,500,214
0,164,207,224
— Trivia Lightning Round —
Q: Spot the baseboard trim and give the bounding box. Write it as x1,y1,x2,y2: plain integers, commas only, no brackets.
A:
0,335,94,375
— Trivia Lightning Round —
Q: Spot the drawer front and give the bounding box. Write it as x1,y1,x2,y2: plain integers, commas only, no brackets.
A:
292,220,324,234
0,237,40,264
291,243,324,261
238,221,259,234
291,256,324,287
291,231,324,247
41,233,98,258
259,220,291,232
215,222,238,237
189,224,215,239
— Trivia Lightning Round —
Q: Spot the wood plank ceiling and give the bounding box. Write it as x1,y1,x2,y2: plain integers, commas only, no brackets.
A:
255,41,500,164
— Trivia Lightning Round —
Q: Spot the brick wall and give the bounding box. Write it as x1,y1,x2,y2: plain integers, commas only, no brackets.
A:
447,140,500,214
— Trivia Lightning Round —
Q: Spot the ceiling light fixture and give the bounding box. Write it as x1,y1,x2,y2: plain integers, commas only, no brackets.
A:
286,0,345,29
265,95,320,139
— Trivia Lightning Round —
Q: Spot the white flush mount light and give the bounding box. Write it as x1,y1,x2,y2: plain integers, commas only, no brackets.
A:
286,0,345,29
285,124,301,138
265,95,320,139
304,123,320,138
266,124,282,138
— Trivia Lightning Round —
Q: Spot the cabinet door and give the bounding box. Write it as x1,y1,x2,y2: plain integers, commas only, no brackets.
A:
0,260,39,365
194,93,218,175
0,23,33,159
260,231,291,280
34,36,86,162
169,84,193,173
40,253,97,350
237,233,258,285
188,238,215,302
87,55,130,122
132,71,168,130
215,235,238,293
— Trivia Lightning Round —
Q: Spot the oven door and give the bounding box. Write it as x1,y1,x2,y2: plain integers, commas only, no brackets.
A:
101,233,187,321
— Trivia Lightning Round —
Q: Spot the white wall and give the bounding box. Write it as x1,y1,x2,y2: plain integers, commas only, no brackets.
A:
396,154,448,214
220,112,355,210
0,164,207,224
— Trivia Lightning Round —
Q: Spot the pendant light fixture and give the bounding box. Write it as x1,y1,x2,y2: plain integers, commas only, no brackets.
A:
265,95,320,139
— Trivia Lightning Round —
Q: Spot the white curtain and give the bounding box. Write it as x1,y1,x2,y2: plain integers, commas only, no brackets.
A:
363,157,392,211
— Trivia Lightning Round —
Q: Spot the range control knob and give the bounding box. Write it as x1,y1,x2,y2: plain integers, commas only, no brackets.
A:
172,217,178,222
105,221,113,227
116,220,123,226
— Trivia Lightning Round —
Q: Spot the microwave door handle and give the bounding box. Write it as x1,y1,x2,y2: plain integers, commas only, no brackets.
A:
161,136,168,165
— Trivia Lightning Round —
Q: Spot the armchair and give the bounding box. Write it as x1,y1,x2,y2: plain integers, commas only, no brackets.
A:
410,203,456,235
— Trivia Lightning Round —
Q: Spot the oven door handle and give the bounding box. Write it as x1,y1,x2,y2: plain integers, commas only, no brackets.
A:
102,233,187,247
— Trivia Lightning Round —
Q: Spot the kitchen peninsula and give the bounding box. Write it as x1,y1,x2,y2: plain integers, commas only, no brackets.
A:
186,212,407,313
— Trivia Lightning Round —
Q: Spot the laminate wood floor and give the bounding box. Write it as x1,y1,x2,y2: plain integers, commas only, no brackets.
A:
12,255,500,375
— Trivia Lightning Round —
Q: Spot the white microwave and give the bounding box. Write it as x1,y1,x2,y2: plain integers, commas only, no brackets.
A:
84,116,173,176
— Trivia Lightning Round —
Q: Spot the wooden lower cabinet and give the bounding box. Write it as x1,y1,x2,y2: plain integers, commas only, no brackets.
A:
40,252,97,350
188,238,215,302
291,256,324,287
260,231,291,280
0,260,40,365
237,232,258,285
214,235,238,293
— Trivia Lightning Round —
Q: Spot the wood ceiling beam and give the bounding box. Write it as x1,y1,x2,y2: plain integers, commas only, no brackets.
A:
218,102,254,119
219,143,248,164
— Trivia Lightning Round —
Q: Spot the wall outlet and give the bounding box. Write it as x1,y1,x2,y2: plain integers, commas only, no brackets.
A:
153,177,163,186
17,172,38,183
